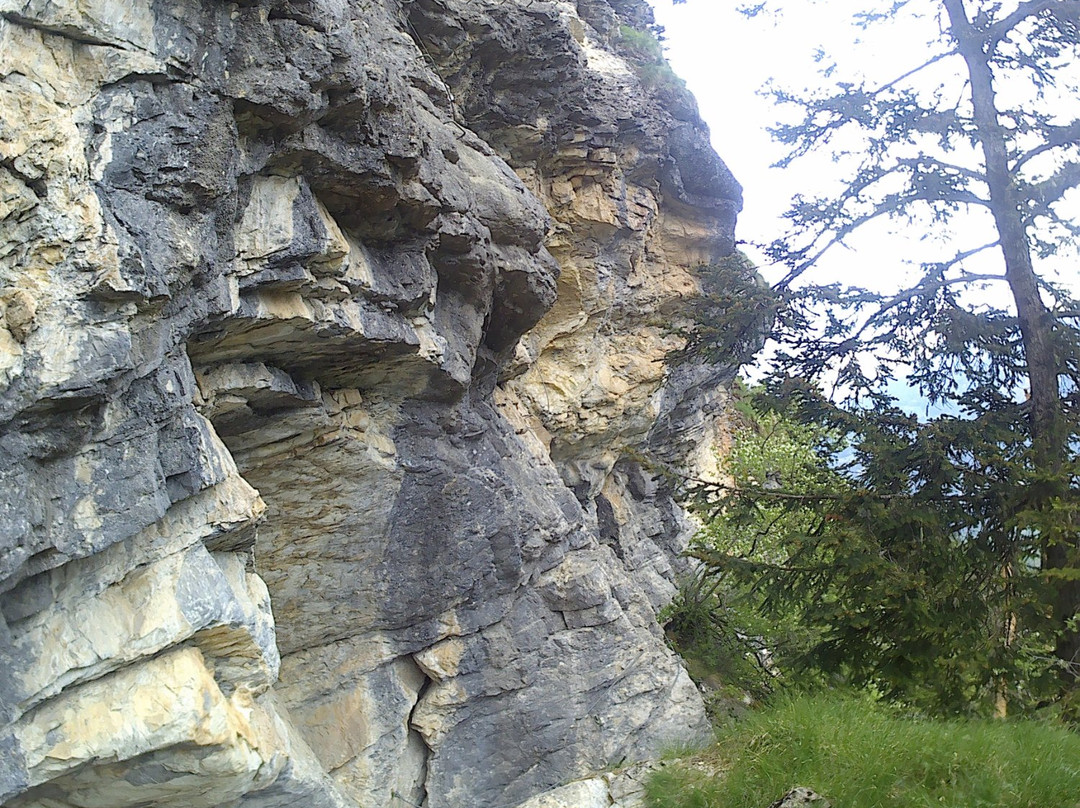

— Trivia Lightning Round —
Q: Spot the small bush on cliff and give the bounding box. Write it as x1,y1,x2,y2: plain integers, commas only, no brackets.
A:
646,692,1080,808
661,569,779,712
617,24,665,63
616,24,688,95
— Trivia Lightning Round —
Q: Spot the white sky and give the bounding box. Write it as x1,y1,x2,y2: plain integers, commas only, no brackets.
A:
646,0,1080,410
648,1,1080,298
649,1,848,266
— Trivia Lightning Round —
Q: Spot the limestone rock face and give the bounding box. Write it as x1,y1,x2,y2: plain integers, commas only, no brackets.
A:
0,0,743,805
511,761,660,808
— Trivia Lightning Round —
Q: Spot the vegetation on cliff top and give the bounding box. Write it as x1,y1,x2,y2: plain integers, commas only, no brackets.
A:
617,23,689,95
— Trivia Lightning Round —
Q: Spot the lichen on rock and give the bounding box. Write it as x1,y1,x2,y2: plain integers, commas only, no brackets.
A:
0,0,747,805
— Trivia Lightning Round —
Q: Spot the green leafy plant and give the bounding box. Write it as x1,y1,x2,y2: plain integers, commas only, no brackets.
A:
661,568,778,711
664,386,836,697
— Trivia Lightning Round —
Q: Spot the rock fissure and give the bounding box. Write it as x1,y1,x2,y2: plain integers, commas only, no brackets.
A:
402,661,435,808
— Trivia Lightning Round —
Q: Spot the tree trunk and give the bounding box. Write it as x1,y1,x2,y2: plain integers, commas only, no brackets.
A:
994,563,1018,719
942,0,1079,683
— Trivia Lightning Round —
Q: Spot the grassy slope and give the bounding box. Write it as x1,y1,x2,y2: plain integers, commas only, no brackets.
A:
646,692,1080,808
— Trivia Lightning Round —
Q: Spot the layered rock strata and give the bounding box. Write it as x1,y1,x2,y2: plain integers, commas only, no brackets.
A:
0,0,743,805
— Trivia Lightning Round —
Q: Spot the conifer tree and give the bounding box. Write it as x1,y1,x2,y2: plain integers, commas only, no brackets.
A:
686,0,1080,713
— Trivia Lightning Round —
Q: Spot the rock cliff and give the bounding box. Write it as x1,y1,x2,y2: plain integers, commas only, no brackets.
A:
0,0,743,805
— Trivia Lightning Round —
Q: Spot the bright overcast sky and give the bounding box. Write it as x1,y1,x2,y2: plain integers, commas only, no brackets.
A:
649,1,828,253
648,1,950,282
647,1,1080,298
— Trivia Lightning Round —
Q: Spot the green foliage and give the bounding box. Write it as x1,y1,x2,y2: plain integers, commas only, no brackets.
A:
662,0,1080,715
616,24,689,95
661,569,778,708
695,387,843,562
665,253,777,368
687,386,1065,715
645,691,1080,808
635,61,688,94
671,386,835,696
617,24,665,63
716,0,1080,708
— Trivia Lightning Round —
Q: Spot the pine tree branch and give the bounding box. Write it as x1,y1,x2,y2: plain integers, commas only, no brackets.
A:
852,265,1006,341
646,454,985,506
776,186,992,288
1012,118,1080,171
1024,160,1080,213
1047,0,1080,28
986,0,1059,46
895,155,985,184
874,50,957,95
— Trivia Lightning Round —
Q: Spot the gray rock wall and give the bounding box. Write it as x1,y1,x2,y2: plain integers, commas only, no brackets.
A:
0,0,743,805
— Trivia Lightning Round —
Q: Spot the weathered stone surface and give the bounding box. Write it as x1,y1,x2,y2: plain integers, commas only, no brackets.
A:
0,0,746,805
769,787,833,808
512,778,613,808
510,761,661,808
4,649,352,808
2,542,277,727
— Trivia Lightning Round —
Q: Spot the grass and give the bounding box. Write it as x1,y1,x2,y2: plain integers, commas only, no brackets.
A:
617,24,665,63
645,691,1080,808
616,25,687,95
